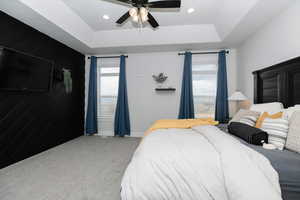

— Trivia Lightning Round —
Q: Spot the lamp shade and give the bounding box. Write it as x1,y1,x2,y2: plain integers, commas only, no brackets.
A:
228,91,248,101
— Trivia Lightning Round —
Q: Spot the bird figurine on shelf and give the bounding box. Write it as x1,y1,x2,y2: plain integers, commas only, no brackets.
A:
152,73,168,83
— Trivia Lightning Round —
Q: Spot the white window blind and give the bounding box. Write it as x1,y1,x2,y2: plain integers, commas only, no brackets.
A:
192,55,218,118
97,59,119,135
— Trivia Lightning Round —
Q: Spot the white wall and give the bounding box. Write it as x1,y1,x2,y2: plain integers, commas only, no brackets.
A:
85,50,237,136
126,52,182,136
237,1,300,101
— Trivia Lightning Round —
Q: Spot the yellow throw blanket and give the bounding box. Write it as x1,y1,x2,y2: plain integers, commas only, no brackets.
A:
144,118,219,137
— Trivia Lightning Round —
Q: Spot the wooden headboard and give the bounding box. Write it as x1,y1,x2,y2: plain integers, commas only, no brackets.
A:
253,56,300,108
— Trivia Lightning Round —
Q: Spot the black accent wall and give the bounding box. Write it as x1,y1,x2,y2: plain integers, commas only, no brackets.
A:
0,11,85,168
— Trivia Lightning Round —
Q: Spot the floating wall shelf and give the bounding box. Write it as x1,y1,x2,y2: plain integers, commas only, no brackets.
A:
155,88,176,91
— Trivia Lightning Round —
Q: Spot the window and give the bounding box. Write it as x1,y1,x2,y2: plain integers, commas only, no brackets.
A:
192,55,218,118
97,59,119,135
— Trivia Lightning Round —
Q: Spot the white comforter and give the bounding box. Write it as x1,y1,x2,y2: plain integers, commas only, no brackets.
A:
121,125,282,200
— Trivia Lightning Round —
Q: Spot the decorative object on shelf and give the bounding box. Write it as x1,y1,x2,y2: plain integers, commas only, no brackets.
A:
229,91,249,111
152,73,168,84
155,87,176,92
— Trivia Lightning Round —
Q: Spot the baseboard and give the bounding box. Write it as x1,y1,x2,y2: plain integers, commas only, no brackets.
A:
97,131,114,137
95,131,144,138
130,132,144,138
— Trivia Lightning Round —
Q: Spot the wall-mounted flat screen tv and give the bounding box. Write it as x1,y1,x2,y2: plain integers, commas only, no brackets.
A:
0,47,53,92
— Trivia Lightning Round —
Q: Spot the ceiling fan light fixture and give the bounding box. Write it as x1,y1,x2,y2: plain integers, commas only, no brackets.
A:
129,7,138,17
141,15,148,22
139,7,148,17
114,0,181,28
140,7,149,22
132,15,139,22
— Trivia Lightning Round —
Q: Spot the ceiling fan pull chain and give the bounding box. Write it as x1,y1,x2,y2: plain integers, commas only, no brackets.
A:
139,19,142,32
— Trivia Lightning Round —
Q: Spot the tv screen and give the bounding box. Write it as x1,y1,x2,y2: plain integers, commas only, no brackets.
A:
0,47,53,92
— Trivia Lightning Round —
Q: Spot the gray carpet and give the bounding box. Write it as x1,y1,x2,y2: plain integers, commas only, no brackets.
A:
0,136,140,200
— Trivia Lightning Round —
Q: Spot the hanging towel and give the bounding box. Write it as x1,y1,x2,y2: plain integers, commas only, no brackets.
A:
63,68,72,94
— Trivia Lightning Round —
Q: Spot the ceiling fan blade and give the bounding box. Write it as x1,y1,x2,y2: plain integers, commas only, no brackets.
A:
148,12,159,28
116,11,130,24
114,0,133,5
147,0,181,8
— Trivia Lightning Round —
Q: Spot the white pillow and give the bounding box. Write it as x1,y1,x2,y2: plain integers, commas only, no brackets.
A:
282,106,300,120
250,102,284,114
285,111,300,153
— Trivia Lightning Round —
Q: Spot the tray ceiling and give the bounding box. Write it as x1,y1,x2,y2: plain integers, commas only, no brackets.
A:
0,0,295,54
62,0,220,31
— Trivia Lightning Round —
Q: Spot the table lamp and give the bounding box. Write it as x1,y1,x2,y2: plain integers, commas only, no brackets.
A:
228,91,249,111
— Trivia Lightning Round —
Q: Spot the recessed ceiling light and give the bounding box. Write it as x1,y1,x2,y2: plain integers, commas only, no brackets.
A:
102,15,110,20
187,8,195,14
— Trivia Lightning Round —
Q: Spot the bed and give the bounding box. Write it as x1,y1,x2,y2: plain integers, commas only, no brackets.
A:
121,126,284,200
252,56,300,199
222,124,300,200
121,57,300,200
121,124,300,200
246,139,300,200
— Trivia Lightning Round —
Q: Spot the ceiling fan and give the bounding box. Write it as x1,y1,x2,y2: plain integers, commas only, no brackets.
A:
113,0,181,28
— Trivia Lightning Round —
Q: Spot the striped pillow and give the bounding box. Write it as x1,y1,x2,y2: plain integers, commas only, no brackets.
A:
261,118,289,150
239,115,258,127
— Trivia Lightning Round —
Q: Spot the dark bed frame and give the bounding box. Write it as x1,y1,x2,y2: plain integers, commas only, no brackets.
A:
253,56,300,108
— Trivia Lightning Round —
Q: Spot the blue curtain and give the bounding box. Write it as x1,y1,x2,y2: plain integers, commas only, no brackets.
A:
178,52,195,119
114,55,131,137
85,56,98,135
215,50,229,123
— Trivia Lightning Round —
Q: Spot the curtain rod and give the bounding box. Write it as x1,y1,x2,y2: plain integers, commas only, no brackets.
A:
178,51,229,56
88,55,128,59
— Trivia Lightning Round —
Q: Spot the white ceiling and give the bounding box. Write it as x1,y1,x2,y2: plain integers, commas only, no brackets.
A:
62,0,220,31
0,0,296,54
